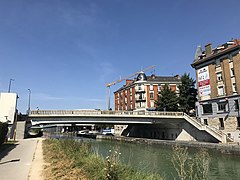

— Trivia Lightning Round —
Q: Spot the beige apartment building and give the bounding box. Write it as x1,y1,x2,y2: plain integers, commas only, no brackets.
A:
192,39,240,142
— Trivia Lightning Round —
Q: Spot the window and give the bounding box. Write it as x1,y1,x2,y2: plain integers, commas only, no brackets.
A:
204,119,208,125
217,72,222,81
216,59,220,67
150,92,154,99
218,86,224,96
233,83,237,93
202,104,213,114
137,102,145,108
234,100,239,110
230,68,235,77
138,102,142,108
138,84,142,91
138,94,142,100
150,85,153,91
150,101,154,107
237,117,240,128
158,85,161,92
218,102,226,112
219,118,224,129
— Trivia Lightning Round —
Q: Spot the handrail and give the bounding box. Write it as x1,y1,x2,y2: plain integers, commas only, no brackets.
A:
207,126,234,142
30,110,184,117
183,113,234,142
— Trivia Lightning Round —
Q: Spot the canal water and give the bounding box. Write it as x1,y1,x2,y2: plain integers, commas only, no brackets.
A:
76,138,240,180
50,132,240,179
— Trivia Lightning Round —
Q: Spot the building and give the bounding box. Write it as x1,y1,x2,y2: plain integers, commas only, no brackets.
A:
114,72,181,111
0,92,18,124
191,39,240,142
0,92,18,139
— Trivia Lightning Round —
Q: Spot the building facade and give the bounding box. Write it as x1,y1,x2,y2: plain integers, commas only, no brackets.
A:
114,72,181,111
191,39,240,142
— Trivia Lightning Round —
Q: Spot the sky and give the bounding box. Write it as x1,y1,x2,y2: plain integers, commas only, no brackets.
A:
0,0,239,113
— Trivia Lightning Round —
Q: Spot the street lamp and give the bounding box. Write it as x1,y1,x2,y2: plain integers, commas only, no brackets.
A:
8,79,14,93
27,89,31,115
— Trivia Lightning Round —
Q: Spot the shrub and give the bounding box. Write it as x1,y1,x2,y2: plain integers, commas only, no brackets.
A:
0,122,8,145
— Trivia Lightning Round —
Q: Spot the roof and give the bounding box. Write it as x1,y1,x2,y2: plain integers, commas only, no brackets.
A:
114,74,181,93
191,39,240,68
146,75,181,82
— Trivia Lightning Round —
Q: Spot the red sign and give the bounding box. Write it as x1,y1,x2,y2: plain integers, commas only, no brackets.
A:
198,79,210,87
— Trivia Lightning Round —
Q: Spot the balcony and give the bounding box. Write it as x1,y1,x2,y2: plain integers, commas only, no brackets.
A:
135,97,146,102
135,86,145,93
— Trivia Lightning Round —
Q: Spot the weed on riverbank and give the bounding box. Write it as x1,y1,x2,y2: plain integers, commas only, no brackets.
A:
42,139,164,180
171,145,210,180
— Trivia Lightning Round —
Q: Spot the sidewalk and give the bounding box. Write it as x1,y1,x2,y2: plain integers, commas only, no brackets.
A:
0,138,44,180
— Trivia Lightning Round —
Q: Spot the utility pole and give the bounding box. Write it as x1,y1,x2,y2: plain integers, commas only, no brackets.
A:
27,89,31,115
8,78,14,93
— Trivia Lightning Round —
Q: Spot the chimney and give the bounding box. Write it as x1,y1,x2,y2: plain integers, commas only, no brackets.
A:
194,45,202,60
205,43,212,56
151,74,156,79
126,79,133,85
174,74,180,79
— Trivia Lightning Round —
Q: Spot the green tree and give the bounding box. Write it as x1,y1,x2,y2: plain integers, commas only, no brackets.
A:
155,84,179,111
178,73,197,114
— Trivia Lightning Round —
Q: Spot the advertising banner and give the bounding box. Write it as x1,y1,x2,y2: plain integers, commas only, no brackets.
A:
198,66,211,96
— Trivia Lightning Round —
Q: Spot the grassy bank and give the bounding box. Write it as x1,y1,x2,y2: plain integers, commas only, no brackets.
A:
42,139,164,180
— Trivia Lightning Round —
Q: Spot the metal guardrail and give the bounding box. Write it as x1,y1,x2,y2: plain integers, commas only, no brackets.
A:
30,110,184,117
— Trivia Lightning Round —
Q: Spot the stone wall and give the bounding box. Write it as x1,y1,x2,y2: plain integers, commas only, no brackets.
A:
208,116,237,131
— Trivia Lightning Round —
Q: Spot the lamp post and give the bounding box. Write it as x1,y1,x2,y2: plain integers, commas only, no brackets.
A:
27,89,31,115
8,78,14,93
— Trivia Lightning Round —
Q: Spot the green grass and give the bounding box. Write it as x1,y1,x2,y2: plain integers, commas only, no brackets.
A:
43,139,164,180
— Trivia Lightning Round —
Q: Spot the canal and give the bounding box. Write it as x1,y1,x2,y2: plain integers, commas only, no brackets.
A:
50,132,240,179
77,138,240,180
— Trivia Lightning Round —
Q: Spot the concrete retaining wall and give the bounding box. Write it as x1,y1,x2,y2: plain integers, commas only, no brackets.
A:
97,135,240,155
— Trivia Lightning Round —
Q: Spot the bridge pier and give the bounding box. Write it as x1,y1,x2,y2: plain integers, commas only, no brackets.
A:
120,123,220,143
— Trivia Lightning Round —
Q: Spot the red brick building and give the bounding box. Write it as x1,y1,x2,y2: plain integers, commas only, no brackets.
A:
114,72,181,111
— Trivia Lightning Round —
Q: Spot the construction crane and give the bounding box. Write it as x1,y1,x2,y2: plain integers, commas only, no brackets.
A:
106,65,156,110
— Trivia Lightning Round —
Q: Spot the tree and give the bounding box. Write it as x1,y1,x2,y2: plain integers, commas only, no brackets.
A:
178,73,197,114
155,84,179,111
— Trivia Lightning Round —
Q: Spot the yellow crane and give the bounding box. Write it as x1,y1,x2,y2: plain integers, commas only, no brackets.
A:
106,65,156,110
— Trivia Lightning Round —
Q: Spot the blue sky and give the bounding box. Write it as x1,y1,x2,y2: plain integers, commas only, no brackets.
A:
0,0,239,113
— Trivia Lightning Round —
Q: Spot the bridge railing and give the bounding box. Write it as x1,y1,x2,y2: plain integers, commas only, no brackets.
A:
30,110,184,117
30,110,102,115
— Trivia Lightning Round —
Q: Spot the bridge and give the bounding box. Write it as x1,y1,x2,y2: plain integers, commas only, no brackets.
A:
28,109,232,143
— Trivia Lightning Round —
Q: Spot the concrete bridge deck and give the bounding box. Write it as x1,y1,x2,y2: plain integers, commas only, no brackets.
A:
29,110,184,124
28,110,232,143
